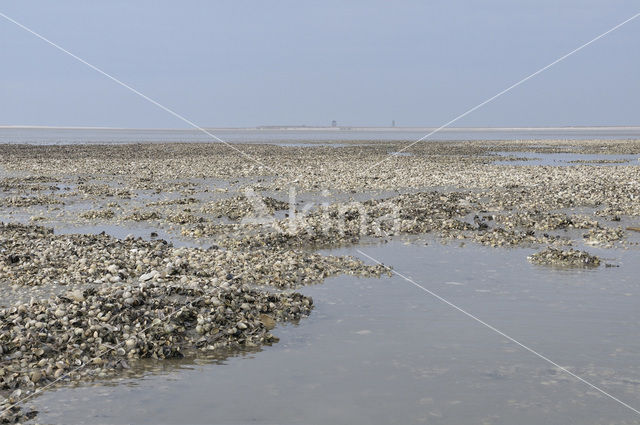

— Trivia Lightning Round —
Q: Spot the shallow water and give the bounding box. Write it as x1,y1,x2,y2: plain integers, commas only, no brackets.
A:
3,127,640,145
27,240,640,424
494,151,640,166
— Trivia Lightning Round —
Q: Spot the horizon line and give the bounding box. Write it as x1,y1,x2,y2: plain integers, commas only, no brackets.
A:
2,125,640,131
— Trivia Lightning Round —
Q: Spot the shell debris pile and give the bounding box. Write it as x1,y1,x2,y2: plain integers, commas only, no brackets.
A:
527,247,601,267
1,139,639,421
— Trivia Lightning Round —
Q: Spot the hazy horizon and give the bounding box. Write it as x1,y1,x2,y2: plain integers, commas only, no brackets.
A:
3,124,640,131
0,124,640,132
1,1,639,128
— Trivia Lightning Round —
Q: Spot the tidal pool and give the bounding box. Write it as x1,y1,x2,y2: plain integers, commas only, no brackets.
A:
493,151,640,166
26,239,640,424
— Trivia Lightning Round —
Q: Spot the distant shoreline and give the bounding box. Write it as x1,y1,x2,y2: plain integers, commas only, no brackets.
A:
2,125,640,132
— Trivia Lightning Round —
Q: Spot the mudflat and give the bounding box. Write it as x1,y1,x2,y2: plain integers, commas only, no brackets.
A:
1,139,639,423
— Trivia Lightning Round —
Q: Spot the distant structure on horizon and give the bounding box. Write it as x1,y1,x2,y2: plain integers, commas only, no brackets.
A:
331,120,337,127
392,120,396,127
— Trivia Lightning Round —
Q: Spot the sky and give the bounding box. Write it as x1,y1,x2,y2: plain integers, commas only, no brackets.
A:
0,1,638,128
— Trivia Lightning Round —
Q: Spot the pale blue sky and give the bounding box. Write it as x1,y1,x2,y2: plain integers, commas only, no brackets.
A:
1,1,638,128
